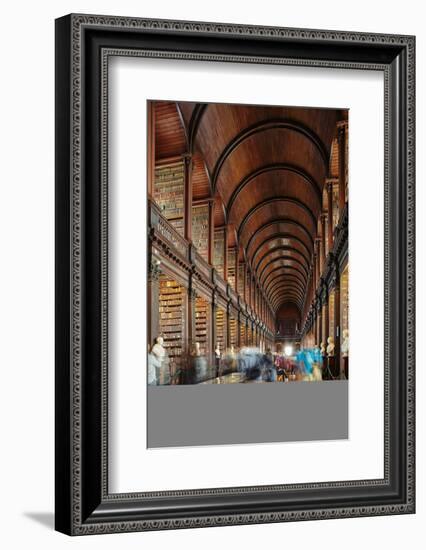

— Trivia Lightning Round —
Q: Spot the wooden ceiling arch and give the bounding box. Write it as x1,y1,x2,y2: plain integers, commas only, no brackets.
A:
266,281,306,306
237,197,317,240
210,118,329,193
259,257,309,286
267,276,306,298
273,298,304,314
254,245,310,276
226,162,321,219
262,265,308,293
269,290,305,310
272,294,303,311
265,271,306,296
270,285,304,305
187,103,207,152
250,233,312,266
245,219,314,257
263,266,306,294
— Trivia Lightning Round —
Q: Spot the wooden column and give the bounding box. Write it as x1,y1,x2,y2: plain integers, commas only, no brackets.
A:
316,238,321,282
183,154,193,242
147,101,156,199
242,262,246,302
208,200,214,265
327,181,334,251
226,304,231,350
223,227,228,281
147,256,160,350
246,269,250,306
186,283,196,353
234,247,239,292
333,268,342,377
313,307,317,346
211,293,217,367
337,122,347,212
324,290,329,343
321,213,327,268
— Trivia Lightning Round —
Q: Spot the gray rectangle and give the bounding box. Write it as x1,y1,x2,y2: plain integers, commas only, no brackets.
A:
147,381,348,448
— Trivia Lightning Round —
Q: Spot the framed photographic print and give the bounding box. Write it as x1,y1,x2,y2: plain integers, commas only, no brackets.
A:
55,14,415,535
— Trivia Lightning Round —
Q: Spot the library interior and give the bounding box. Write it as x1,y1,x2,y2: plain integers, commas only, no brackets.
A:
147,101,349,385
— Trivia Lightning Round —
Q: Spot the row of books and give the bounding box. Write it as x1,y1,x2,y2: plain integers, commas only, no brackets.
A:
159,277,184,362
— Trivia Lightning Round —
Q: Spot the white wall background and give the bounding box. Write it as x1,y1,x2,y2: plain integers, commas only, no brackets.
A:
0,0,423,548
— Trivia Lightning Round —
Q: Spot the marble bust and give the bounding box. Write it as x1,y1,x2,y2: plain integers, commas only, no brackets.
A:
193,341,201,356
151,336,166,361
326,336,335,356
320,341,326,355
341,329,349,357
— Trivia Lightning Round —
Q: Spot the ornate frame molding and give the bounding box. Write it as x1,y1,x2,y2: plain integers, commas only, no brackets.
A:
55,13,415,535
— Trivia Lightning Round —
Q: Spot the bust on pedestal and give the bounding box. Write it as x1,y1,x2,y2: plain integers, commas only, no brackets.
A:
215,344,221,378
341,329,349,379
192,341,207,383
326,336,338,378
326,336,335,356
151,336,170,385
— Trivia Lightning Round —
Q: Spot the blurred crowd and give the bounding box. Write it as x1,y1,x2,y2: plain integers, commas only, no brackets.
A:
148,338,325,385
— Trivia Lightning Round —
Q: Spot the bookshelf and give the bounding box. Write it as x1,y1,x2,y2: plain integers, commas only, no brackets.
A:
328,290,335,341
215,307,225,353
154,161,185,236
213,229,225,278
159,275,185,383
245,270,250,305
228,248,236,290
192,204,209,261
238,264,244,296
324,216,330,257
322,303,327,344
195,296,209,356
332,181,340,230
240,321,246,347
229,316,237,348
340,265,349,333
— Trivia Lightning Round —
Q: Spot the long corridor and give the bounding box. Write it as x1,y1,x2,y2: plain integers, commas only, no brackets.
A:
147,101,349,385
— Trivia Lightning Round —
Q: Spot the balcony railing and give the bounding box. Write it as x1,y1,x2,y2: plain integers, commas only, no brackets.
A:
149,200,189,260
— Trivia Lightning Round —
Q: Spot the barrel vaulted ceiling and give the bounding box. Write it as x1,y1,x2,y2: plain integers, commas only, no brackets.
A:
154,100,347,316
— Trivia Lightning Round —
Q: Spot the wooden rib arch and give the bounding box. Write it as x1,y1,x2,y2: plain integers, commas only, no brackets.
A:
237,198,317,240
262,265,307,292
254,245,310,275
188,103,208,152
226,163,322,219
250,233,311,266
272,293,303,311
270,286,304,306
267,276,305,299
259,257,309,286
264,270,307,296
211,118,329,192
246,219,314,255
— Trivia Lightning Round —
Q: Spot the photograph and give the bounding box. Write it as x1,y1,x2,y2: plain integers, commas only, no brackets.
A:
147,101,349,386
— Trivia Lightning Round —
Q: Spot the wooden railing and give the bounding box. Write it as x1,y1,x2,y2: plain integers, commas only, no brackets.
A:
149,200,189,260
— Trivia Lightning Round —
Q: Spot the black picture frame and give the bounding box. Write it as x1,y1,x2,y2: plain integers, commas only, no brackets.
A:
55,13,415,535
